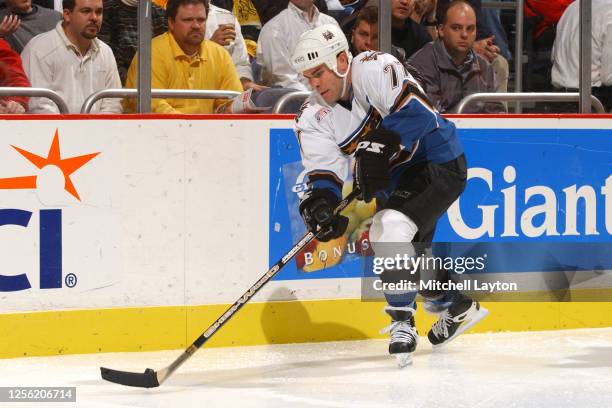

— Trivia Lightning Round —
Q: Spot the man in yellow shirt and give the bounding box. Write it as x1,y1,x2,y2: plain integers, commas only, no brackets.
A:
124,0,243,114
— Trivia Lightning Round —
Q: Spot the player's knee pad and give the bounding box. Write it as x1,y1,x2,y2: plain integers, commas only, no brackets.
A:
371,210,420,299
370,209,419,260
369,209,418,244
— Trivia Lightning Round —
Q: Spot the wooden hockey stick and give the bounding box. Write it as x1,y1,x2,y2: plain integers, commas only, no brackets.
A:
100,189,360,388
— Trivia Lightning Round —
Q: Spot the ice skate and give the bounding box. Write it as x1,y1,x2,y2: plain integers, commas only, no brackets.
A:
428,294,488,348
381,306,418,368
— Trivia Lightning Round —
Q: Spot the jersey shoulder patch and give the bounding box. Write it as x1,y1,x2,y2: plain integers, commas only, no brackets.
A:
296,95,339,126
294,99,336,137
314,106,332,123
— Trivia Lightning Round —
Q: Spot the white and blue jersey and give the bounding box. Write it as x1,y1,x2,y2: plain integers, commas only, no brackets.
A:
294,50,463,200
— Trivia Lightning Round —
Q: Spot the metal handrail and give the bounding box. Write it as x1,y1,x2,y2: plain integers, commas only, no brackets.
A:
482,1,517,9
80,89,241,114
456,92,606,114
0,87,69,114
271,91,311,114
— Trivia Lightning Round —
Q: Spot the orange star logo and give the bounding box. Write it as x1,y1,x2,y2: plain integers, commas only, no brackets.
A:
0,129,100,201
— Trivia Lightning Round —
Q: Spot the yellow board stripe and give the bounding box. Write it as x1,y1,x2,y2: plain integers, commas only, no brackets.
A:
2,297,612,359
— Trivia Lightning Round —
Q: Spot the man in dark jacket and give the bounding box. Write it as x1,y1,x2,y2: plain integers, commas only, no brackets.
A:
437,0,508,92
409,0,505,113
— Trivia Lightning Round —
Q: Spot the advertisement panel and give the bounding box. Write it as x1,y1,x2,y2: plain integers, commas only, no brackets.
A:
269,125,612,290
0,119,282,311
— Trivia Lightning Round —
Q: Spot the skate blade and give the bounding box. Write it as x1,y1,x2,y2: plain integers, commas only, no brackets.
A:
394,353,413,368
432,306,489,349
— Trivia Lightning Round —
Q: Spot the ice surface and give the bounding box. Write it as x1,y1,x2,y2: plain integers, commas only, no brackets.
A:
1,328,611,408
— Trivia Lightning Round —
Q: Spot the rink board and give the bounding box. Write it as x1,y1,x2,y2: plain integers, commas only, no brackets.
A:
1,114,611,358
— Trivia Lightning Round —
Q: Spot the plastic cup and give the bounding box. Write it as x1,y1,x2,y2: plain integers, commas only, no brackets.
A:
216,13,236,47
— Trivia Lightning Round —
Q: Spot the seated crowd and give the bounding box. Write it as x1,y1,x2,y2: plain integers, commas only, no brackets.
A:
0,0,609,114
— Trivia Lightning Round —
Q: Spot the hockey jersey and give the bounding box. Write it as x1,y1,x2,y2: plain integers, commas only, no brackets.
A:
295,51,463,200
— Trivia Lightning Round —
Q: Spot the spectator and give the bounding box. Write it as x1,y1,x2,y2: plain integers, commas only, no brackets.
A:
124,0,242,113
391,0,433,60
409,0,505,113
0,0,62,53
350,4,377,54
98,0,167,84
251,0,327,26
256,0,337,91
437,0,508,93
349,5,407,63
0,37,29,113
552,0,612,112
206,4,263,90
21,0,122,113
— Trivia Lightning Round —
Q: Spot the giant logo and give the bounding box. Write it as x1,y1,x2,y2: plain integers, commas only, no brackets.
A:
447,166,612,240
0,130,99,292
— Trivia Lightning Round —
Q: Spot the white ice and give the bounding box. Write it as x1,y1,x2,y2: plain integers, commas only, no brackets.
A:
1,328,612,408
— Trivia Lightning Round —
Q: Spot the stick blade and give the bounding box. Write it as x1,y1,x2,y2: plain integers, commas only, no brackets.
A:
100,367,160,388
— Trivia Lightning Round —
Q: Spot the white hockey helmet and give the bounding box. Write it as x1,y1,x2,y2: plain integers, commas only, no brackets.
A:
292,24,352,76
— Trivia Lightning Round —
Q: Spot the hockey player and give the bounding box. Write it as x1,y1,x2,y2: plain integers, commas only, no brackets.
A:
291,24,488,367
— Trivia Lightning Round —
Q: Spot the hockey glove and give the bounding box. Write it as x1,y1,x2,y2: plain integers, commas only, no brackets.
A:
300,189,349,242
353,128,402,202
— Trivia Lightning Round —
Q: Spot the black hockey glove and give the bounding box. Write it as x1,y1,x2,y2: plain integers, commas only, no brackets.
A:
299,189,349,242
353,128,402,202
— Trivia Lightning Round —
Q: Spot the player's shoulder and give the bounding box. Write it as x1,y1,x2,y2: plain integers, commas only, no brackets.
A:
352,51,399,74
351,51,401,87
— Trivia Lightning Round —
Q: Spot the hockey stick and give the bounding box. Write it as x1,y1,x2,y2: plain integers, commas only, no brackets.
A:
100,189,360,388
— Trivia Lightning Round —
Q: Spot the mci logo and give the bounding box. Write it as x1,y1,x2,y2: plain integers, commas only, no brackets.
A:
0,130,99,292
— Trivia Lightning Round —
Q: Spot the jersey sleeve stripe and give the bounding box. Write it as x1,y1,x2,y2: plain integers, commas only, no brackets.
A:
390,79,436,115
307,169,344,185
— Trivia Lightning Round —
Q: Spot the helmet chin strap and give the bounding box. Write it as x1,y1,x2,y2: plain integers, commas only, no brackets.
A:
332,53,353,100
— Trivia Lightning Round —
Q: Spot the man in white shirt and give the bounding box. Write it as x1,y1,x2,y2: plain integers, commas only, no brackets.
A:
21,0,122,113
256,0,338,90
552,0,612,112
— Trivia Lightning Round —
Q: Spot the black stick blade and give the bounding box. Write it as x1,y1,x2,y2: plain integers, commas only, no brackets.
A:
100,367,160,388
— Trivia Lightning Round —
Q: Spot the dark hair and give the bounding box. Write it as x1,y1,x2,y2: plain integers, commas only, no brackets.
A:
62,0,75,12
438,0,475,25
166,0,209,20
354,5,378,28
